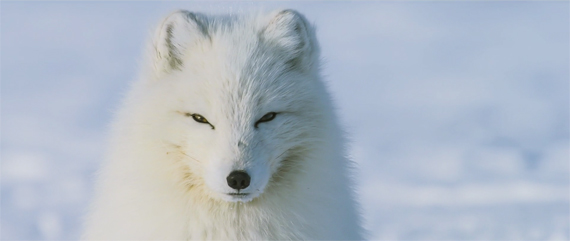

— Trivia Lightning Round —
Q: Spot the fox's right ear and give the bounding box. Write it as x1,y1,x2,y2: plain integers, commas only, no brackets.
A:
151,10,209,76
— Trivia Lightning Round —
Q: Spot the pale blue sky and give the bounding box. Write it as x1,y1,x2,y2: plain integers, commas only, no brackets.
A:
2,2,568,240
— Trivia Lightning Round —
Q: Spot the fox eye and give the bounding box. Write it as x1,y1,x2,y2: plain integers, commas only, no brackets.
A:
190,114,208,123
185,113,215,129
255,112,277,128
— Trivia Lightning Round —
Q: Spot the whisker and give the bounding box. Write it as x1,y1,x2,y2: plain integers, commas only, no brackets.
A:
159,140,203,164
275,150,289,160
180,151,202,163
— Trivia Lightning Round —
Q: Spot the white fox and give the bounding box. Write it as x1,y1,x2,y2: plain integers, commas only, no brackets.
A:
83,9,364,240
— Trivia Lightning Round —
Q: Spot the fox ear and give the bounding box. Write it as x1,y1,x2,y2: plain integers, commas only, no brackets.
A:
152,10,208,75
262,10,318,71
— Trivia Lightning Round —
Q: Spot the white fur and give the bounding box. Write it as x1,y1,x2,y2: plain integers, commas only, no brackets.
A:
83,9,363,240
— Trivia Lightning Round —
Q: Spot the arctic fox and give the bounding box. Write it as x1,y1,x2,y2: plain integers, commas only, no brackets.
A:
83,9,363,240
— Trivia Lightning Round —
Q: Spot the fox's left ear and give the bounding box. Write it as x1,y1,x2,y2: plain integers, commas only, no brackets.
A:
262,10,319,71
151,10,209,76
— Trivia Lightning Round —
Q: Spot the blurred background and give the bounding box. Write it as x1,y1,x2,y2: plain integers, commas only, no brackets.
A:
1,1,568,240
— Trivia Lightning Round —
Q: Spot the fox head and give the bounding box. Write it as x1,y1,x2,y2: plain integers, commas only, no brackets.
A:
130,10,330,203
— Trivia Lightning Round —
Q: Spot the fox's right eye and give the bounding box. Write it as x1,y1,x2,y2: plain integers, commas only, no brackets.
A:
185,113,215,129
189,113,208,123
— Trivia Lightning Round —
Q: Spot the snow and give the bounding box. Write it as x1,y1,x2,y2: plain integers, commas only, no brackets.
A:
1,1,568,240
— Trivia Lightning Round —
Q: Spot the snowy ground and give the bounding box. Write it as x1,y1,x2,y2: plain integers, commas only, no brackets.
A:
1,2,568,240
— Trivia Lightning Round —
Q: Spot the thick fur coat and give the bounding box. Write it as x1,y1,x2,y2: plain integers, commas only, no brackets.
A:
83,9,363,240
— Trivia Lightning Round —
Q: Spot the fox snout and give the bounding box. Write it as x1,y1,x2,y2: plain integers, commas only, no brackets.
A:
226,170,251,190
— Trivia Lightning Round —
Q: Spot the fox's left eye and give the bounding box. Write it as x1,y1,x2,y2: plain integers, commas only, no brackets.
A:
255,112,277,128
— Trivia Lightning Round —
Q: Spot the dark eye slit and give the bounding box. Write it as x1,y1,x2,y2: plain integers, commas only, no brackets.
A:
255,112,278,128
184,112,215,130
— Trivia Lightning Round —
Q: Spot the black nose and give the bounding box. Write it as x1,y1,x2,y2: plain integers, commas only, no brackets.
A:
226,171,250,190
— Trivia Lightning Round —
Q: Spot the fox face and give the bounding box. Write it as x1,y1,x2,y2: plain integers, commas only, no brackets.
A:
138,10,324,202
